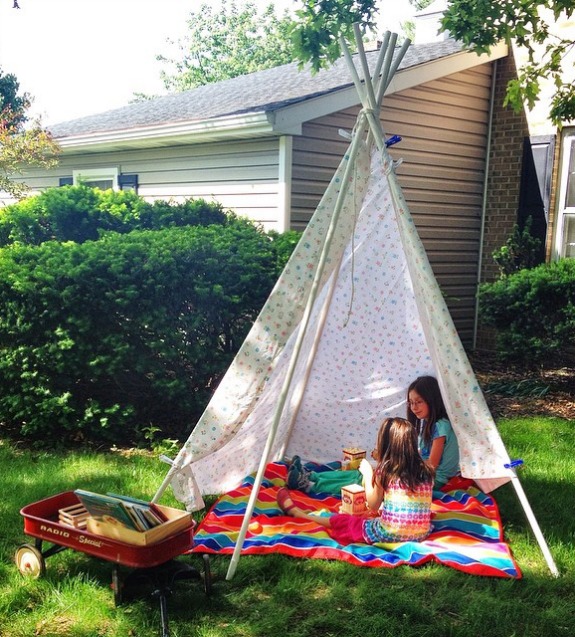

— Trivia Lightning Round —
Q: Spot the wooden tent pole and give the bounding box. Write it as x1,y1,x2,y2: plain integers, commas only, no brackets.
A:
381,38,411,95
227,29,411,581
347,27,559,579
277,239,349,460
377,86,559,577
511,476,560,576
278,37,397,458
226,109,370,581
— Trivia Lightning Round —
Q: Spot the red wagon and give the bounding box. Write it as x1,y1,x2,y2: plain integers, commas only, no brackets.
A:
16,490,211,637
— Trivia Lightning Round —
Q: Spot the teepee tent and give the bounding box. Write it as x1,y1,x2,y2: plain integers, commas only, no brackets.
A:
154,29,558,579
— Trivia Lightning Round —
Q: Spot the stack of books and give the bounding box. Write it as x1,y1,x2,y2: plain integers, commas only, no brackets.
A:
74,490,168,532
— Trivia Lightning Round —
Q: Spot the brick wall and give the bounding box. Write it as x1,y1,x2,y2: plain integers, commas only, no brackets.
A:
481,51,531,283
475,51,530,349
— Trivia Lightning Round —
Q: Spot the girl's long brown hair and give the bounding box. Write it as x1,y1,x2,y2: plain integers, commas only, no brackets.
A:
406,375,448,448
373,417,434,491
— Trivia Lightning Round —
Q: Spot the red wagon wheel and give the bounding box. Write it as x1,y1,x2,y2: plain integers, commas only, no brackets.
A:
15,543,46,578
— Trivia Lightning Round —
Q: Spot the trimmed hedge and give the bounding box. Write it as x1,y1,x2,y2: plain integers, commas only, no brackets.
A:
0,187,299,446
0,185,228,246
478,259,575,364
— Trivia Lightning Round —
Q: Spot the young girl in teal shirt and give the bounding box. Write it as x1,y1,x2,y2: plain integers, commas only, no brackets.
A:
407,375,460,488
287,375,460,492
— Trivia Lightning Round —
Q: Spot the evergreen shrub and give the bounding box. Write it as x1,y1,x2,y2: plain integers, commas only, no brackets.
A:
0,187,298,446
0,185,229,246
492,216,543,276
478,259,575,364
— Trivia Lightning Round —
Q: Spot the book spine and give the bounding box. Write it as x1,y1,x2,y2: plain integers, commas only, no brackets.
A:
123,504,149,531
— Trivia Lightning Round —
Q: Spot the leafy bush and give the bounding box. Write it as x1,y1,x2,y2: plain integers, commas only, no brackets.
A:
479,259,575,364
0,185,229,246
492,216,543,277
0,190,298,446
267,229,303,269
482,378,550,398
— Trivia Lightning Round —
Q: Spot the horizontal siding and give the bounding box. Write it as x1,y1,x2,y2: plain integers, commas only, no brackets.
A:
2,139,284,230
292,65,494,344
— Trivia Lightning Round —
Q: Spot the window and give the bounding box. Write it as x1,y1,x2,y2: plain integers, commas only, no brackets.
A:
59,171,138,194
73,167,118,190
555,129,575,258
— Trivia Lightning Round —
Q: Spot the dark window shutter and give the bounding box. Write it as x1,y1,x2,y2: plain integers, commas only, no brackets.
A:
59,176,73,186
517,135,555,262
118,174,138,192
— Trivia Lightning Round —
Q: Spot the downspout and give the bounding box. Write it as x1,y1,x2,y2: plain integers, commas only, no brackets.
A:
473,60,498,349
278,135,293,232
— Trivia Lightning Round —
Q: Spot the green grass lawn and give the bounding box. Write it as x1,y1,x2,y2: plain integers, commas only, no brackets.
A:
1,415,574,637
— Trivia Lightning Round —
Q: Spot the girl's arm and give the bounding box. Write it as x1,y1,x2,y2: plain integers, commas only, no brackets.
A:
359,459,383,511
426,436,446,470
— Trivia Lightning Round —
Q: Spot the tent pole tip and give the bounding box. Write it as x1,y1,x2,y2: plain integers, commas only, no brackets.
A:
226,557,239,580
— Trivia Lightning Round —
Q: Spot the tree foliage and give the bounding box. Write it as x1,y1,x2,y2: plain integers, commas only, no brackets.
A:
0,68,60,198
441,1,575,126
290,0,378,71
157,0,295,91
290,0,574,126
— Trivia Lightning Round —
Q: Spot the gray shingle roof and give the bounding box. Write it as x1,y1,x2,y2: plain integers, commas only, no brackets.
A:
49,39,464,139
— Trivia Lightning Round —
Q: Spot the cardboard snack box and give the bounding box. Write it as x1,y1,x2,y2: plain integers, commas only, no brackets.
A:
340,484,367,515
342,447,366,470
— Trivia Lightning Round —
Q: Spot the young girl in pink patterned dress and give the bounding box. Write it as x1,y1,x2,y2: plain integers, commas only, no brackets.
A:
277,417,434,544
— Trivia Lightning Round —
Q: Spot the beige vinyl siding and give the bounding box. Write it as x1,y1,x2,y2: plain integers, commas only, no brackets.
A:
292,64,493,343
3,139,283,228
291,110,357,228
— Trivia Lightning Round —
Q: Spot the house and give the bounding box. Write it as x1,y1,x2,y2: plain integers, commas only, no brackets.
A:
2,32,513,348
503,10,575,264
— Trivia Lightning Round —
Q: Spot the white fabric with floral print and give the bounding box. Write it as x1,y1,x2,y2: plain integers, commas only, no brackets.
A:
168,143,514,497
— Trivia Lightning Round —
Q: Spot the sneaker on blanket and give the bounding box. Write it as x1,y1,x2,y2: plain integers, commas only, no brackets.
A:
287,464,312,492
289,455,302,471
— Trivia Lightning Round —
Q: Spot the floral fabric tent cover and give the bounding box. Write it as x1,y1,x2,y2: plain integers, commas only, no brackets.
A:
155,31,557,578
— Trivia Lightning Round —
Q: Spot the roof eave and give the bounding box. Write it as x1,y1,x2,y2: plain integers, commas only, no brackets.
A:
273,42,509,130
58,41,509,155
57,111,278,154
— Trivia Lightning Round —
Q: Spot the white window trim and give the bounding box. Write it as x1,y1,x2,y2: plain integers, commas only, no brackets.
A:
73,167,119,190
553,128,575,259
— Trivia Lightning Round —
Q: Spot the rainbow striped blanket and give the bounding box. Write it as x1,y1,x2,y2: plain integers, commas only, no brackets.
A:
191,462,521,578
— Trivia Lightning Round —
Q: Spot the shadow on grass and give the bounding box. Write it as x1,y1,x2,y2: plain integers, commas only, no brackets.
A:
2,437,575,637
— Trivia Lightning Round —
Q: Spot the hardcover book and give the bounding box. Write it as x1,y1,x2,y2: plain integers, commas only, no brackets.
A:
74,490,143,531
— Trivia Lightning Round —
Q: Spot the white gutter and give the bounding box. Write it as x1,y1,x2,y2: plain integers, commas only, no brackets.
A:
57,111,276,153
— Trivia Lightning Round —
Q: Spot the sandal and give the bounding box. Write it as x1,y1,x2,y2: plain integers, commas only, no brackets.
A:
277,487,298,515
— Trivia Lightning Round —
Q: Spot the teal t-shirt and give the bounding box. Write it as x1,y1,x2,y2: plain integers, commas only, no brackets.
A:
419,417,460,487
